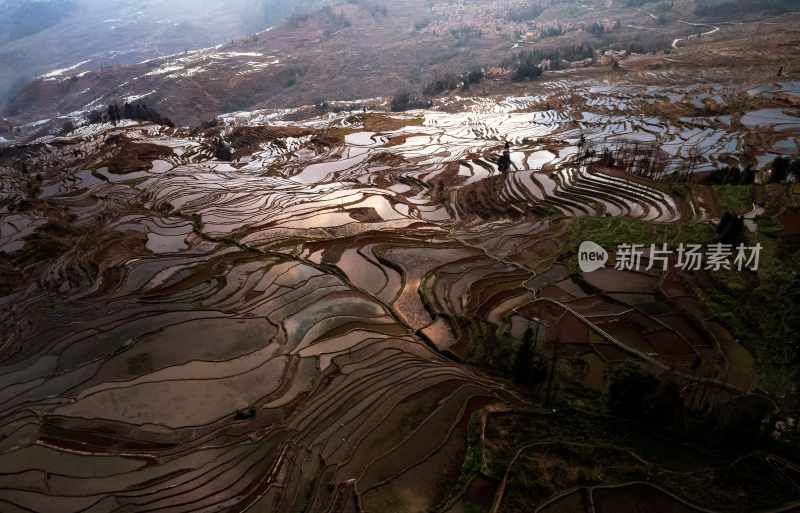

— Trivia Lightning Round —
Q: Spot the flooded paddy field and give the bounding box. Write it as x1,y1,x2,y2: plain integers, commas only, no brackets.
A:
0,82,799,513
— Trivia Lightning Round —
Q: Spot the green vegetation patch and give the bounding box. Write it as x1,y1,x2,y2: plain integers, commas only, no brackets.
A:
695,237,800,395
570,215,717,247
564,215,717,271
713,185,754,214
479,408,797,513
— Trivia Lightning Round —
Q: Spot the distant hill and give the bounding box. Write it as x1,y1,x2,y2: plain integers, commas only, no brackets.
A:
0,0,325,107
5,0,799,133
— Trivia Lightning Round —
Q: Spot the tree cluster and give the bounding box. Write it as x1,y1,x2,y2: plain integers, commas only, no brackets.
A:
617,32,674,54
512,326,548,387
607,363,775,450
717,212,745,246
704,165,756,185
60,120,75,135
212,137,233,161
423,74,461,96
103,102,175,128
540,25,565,39
770,157,800,184
390,90,431,112
587,22,605,35
512,52,544,81
461,69,485,90
506,44,595,73
558,43,595,62
86,109,104,125
608,364,683,424
422,69,484,96
461,318,548,389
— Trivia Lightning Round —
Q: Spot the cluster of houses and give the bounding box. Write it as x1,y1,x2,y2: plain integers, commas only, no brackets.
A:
484,48,628,80
425,0,514,36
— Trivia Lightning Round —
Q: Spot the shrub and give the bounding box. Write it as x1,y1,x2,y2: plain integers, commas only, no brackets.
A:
423,73,460,96
789,159,800,182
390,90,430,112
717,212,745,246
512,52,544,81
86,110,103,125
60,121,75,135
512,326,548,387
771,156,790,183
608,364,660,419
465,69,484,85
772,157,800,183
212,138,233,161
607,364,686,425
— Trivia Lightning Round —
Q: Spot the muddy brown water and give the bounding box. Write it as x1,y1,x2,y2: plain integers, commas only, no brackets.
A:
0,88,789,511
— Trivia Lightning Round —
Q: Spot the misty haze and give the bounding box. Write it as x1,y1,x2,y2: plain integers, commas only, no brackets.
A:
0,1,799,512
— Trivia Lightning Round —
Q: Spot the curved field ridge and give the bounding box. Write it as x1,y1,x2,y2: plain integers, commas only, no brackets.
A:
0,97,772,512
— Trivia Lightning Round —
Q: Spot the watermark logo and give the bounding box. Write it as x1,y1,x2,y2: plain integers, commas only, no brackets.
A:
577,241,763,273
578,240,609,273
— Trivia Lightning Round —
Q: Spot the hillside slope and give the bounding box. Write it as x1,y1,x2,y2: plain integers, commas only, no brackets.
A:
4,0,799,134
0,0,326,107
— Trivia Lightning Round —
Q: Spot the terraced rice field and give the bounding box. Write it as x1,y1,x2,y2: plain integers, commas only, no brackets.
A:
0,86,794,512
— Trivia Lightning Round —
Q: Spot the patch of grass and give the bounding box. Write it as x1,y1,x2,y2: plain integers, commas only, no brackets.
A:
691,206,800,397
563,215,716,272
191,213,204,232
293,450,322,513
713,185,753,214
464,413,484,474
362,114,423,132
568,216,716,249
434,410,485,509
461,318,522,380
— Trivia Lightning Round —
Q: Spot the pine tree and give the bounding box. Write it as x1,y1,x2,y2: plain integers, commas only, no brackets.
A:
107,103,120,126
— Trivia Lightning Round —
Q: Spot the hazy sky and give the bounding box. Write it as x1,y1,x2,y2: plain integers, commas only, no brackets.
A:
0,0,283,103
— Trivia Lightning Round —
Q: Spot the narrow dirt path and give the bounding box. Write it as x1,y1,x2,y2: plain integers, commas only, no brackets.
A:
672,20,721,49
